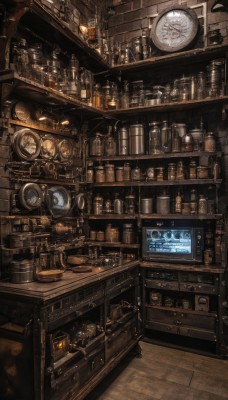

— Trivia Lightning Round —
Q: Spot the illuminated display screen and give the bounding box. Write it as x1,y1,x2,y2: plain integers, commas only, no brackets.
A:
146,228,192,255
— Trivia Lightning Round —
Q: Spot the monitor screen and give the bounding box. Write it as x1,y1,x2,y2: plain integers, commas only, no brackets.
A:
145,228,192,255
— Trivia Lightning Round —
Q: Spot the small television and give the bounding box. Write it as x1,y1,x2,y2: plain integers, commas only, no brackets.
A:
142,227,204,263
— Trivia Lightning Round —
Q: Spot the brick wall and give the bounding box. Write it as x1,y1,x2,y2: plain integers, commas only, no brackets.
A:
107,0,228,44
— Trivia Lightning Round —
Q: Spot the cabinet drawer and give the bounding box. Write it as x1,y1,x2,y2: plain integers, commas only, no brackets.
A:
145,320,178,334
145,279,179,291
146,308,175,324
180,326,217,341
146,308,217,331
180,312,216,331
180,283,218,295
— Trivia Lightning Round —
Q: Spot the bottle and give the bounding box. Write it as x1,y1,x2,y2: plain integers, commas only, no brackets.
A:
121,81,130,109
161,121,171,153
104,127,117,156
92,83,102,109
148,122,161,154
171,124,181,152
175,191,182,214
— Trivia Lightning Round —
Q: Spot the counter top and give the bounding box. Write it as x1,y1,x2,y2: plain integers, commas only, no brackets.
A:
0,261,139,302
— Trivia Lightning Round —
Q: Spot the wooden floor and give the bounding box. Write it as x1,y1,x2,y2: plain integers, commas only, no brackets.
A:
87,342,228,400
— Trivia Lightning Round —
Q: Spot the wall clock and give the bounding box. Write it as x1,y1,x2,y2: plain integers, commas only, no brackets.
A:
151,6,199,53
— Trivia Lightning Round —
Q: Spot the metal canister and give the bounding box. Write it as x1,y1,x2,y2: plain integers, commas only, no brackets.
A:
156,195,170,215
118,127,129,155
95,165,105,182
93,194,103,215
114,196,124,214
122,223,134,244
129,124,145,155
123,162,131,181
86,162,94,183
141,198,153,214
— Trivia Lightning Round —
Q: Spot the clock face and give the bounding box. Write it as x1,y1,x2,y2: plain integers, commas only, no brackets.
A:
152,6,199,52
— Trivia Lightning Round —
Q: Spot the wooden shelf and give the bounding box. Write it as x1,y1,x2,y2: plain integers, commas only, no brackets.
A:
0,71,105,117
86,214,136,220
140,261,224,273
108,44,228,75
89,179,222,187
145,303,217,318
86,214,222,220
87,151,220,162
139,214,222,220
106,96,228,117
86,241,140,249
9,119,74,137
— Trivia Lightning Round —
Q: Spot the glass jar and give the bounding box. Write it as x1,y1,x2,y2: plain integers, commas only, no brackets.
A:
190,189,197,202
196,71,205,99
156,167,164,181
104,131,117,156
151,86,165,105
148,122,161,154
93,194,103,215
161,120,171,153
12,38,30,78
163,84,171,103
105,224,119,242
168,163,176,181
170,79,180,102
132,36,143,61
198,194,207,214
105,163,115,182
204,132,216,152
176,160,185,180
95,166,105,182
175,191,182,214
178,77,190,101
96,231,105,241
122,223,134,244
131,166,142,181
181,132,194,152
189,160,197,179
182,202,190,214
197,166,209,179
130,80,143,108
89,133,104,156
115,166,124,182
102,81,112,110
125,194,136,214
171,124,181,152
121,81,130,109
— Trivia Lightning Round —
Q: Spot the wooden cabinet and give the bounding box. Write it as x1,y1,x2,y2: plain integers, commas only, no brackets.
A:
141,262,226,355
